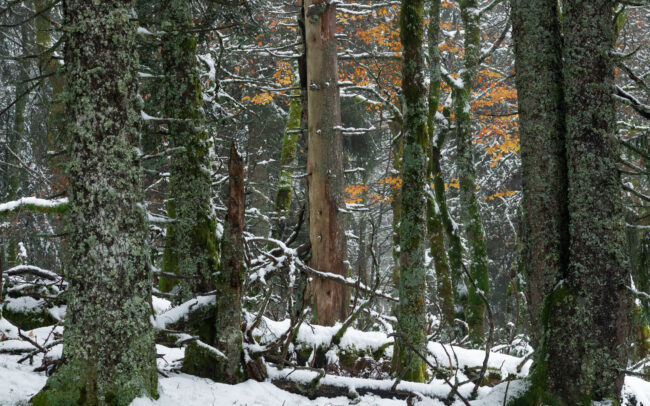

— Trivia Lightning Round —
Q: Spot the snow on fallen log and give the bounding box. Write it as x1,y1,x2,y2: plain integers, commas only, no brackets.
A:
4,265,60,281
267,364,476,401
0,197,68,216
151,295,216,330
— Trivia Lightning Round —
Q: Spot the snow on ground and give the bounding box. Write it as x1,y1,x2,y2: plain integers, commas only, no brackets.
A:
132,375,408,406
1,317,649,406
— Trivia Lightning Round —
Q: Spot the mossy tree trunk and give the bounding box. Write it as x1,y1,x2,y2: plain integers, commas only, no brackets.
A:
426,0,454,331
510,0,568,349
512,0,632,403
545,0,631,401
455,0,489,347
304,0,348,326
394,0,428,383
273,76,302,240
158,0,219,300
33,1,158,403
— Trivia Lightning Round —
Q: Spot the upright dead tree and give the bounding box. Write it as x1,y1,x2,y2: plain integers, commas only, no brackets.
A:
33,0,158,403
304,0,348,325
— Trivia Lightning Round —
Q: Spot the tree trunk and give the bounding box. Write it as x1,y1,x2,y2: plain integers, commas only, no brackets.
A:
211,144,246,383
545,0,631,401
274,75,302,240
426,0,454,331
158,0,220,300
394,0,429,383
34,0,66,195
33,1,158,403
510,0,568,349
304,0,348,326
455,0,489,347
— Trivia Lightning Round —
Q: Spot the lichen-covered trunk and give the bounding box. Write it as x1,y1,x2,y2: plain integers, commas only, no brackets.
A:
215,144,245,382
273,77,302,240
426,0,454,331
544,0,631,402
510,0,568,349
304,0,348,326
158,0,219,300
33,1,158,403
394,0,428,383
455,0,488,347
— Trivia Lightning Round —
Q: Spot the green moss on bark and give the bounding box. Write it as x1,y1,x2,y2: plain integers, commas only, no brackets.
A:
395,0,429,383
35,1,158,403
455,0,489,347
158,0,220,300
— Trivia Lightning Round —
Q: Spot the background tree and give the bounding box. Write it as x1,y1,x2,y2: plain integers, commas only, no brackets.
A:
394,0,429,383
304,0,349,326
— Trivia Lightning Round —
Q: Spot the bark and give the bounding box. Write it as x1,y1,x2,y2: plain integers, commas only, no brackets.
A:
395,0,429,383
273,75,302,240
510,0,568,349
545,0,631,401
426,0,454,330
455,0,489,347
213,144,245,383
511,0,632,403
32,1,158,403
158,0,220,301
304,0,348,326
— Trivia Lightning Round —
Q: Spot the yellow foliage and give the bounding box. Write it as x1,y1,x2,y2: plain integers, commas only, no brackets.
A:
484,189,516,201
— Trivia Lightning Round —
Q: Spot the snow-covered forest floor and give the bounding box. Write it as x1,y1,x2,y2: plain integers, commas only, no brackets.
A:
2,308,649,406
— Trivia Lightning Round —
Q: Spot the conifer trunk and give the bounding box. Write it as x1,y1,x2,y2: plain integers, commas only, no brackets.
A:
304,0,348,326
395,0,428,383
34,1,158,403
158,0,220,300
511,0,568,348
545,0,631,400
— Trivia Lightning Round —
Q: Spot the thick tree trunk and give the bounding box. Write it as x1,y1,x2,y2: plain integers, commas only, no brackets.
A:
512,1,632,403
33,1,158,403
455,0,489,347
304,0,348,326
510,0,568,349
394,0,429,383
158,0,220,300
545,0,631,401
